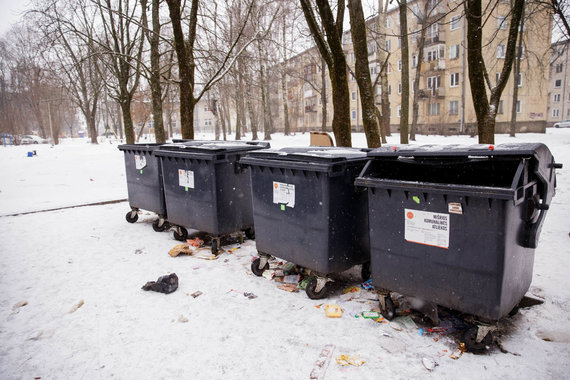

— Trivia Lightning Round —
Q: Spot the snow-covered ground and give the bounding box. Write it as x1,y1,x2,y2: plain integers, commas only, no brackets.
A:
0,130,569,379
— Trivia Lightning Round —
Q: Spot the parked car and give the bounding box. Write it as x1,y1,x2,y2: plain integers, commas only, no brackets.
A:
20,135,48,144
553,120,570,128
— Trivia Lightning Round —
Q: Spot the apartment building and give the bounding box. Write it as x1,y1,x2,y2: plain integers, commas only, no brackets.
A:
547,39,570,124
276,0,552,135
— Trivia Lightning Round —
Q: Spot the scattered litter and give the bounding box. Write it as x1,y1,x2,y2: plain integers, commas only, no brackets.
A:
361,311,381,319
283,274,302,284
262,270,275,280
178,315,189,323
142,273,178,294
325,305,343,318
449,343,467,360
134,249,143,255
68,300,84,314
277,284,299,292
187,237,204,247
169,244,220,260
191,291,203,298
244,292,257,299
422,357,438,371
283,262,296,274
298,276,313,290
343,286,360,294
12,301,28,311
393,315,418,330
339,292,355,302
418,328,424,336
335,354,365,366
309,344,335,379
315,304,323,309
361,279,374,291
389,322,403,331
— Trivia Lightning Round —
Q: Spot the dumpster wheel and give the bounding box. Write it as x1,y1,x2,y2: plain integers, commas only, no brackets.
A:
211,238,221,255
251,257,269,276
306,278,331,300
361,262,371,281
125,210,138,223
463,326,493,354
152,218,169,232
173,226,188,241
244,227,255,240
379,296,396,320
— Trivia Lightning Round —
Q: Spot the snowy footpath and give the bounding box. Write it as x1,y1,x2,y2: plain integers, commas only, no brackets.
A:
0,130,569,379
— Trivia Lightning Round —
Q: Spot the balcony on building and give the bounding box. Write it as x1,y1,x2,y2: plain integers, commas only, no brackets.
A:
421,59,446,73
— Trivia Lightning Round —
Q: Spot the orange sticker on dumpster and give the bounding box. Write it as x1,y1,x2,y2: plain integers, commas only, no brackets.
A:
407,211,414,219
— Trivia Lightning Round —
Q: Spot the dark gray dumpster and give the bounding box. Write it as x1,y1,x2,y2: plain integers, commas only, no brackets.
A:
154,141,269,252
241,147,371,299
118,143,170,232
355,143,560,328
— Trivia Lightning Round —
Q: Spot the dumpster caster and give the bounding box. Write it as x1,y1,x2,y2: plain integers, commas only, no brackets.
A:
361,262,371,281
463,326,493,354
306,277,331,300
251,256,269,276
173,226,188,241
244,227,255,240
152,218,169,232
125,210,138,223
211,237,221,255
379,296,396,320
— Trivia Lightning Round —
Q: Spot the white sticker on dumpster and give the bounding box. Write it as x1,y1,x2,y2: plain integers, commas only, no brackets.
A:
134,154,147,170
178,169,194,188
404,209,449,249
273,181,295,208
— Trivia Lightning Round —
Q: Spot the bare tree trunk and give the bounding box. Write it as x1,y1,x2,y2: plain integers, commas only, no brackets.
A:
376,0,391,138
465,0,525,144
321,57,327,132
142,0,166,143
120,99,135,143
410,0,429,141
510,5,525,137
281,13,291,136
398,0,409,144
246,79,259,140
348,0,380,148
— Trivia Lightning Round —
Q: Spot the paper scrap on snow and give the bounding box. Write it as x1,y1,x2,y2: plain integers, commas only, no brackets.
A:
68,300,84,314
335,354,365,367
309,344,335,380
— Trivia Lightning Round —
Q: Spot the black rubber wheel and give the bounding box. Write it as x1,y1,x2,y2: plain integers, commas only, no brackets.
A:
125,211,138,223
306,278,329,300
379,297,396,320
211,238,220,255
251,257,269,276
361,262,371,281
173,226,188,241
152,219,169,232
244,228,255,240
463,326,493,354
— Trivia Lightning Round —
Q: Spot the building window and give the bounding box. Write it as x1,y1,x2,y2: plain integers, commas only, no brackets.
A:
398,106,401,117
497,16,507,30
412,81,415,93
352,91,357,101
450,15,460,31
388,85,392,95
427,23,439,39
427,75,440,89
449,44,460,59
568,93,570,102
387,63,391,74
351,110,357,120
555,79,562,87
496,72,501,85
555,63,563,73
497,44,506,59
498,100,504,114
428,102,440,116
398,82,402,94
567,109,570,117
517,100,522,114
351,53,355,63
518,73,523,87
450,72,459,87
386,39,391,52
552,109,559,117
412,55,418,67
449,100,459,115
398,37,402,48
398,60,402,71
554,94,561,103
386,16,391,29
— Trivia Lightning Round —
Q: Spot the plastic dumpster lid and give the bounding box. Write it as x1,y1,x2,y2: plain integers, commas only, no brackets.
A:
367,143,550,158
118,143,165,152
155,140,270,155
243,146,370,163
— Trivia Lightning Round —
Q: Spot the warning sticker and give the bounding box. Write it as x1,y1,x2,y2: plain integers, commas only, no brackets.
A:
178,169,194,189
273,181,295,208
135,155,147,170
404,209,449,249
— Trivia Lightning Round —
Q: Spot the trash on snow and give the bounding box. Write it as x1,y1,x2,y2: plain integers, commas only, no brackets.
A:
335,354,365,366
142,273,178,294
325,305,343,318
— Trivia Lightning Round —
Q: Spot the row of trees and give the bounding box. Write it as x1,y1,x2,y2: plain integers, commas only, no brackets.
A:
0,0,567,146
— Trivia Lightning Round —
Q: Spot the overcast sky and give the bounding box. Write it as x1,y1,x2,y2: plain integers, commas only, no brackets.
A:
0,0,30,36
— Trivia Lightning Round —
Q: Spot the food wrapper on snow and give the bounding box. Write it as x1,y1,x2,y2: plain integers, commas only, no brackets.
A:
325,305,343,318
335,354,365,366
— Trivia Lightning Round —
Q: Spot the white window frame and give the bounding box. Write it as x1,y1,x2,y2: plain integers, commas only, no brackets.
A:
449,100,459,115
351,91,357,101
517,100,522,114
398,60,402,71
497,16,507,30
450,44,460,59
555,79,562,88
518,73,523,87
450,15,460,31
386,16,391,29
351,110,357,120
552,109,559,117
386,39,391,52
497,44,506,59
398,106,402,117
398,82,402,94
450,72,459,87
554,94,561,103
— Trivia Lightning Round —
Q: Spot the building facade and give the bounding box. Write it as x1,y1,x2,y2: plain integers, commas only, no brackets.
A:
275,0,552,135
547,39,570,124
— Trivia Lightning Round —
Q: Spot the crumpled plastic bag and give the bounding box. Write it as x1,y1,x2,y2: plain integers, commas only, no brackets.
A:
142,273,178,294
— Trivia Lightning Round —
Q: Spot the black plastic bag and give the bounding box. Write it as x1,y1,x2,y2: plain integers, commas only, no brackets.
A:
142,273,178,294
